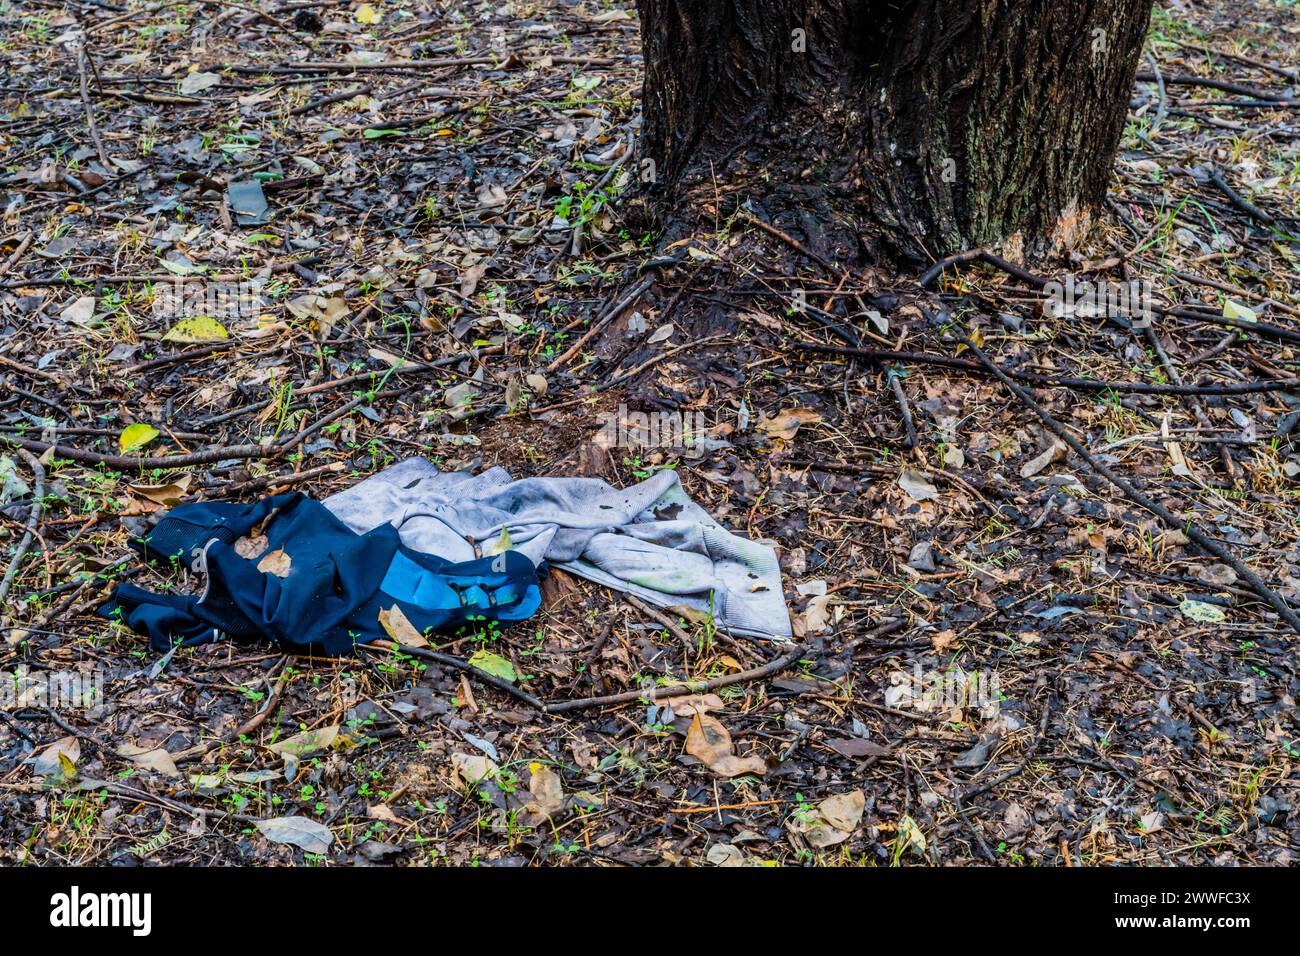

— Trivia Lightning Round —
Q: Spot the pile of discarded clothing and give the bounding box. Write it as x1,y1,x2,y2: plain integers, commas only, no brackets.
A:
101,458,791,657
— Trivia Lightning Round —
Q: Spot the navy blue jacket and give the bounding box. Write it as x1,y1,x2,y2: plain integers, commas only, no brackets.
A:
99,492,540,657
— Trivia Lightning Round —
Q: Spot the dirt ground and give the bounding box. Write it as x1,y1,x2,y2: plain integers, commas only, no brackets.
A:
1,0,1299,866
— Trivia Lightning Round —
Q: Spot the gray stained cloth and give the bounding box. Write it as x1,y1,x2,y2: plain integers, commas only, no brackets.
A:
324,458,791,640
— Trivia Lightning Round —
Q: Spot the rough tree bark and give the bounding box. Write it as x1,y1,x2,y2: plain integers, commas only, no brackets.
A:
634,0,1156,264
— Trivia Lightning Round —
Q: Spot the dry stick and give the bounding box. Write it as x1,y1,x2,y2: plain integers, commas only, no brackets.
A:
888,370,918,449
1,435,267,471
930,249,1300,347
172,656,290,764
546,274,655,373
1143,49,1168,140
358,641,544,709
0,449,45,608
224,55,616,74
124,341,237,375
917,247,986,288
738,210,837,274
1172,39,1300,84
290,83,373,117
0,232,34,277
941,314,1300,639
77,45,110,169
1136,293,1236,478
1208,166,1276,226
2,351,449,469
599,333,727,390
624,594,695,663
212,461,346,499
545,645,806,715
547,620,908,716
567,617,615,693
794,341,1300,396
1133,71,1294,102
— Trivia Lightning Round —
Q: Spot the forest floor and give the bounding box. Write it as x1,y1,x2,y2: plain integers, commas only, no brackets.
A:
2,0,1299,867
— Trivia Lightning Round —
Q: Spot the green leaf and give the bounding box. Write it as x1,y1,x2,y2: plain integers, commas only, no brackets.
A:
162,316,230,344
468,650,517,683
119,423,161,455
362,127,406,139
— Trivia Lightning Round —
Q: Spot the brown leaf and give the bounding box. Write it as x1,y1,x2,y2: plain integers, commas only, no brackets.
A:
685,713,767,778
817,789,865,832
129,473,193,506
791,789,865,848
450,752,497,787
757,407,821,441
234,534,269,559
378,604,430,648
459,262,487,298
257,548,292,577
521,762,566,823
117,743,180,776
1020,442,1066,479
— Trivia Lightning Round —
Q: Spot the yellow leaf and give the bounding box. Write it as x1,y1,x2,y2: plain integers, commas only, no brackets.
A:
1180,598,1227,623
355,3,382,24
119,423,160,455
482,526,513,556
162,316,230,344
1223,299,1257,323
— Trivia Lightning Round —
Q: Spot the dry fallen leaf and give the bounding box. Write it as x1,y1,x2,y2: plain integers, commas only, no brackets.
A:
27,735,80,784
1020,442,1065,479
117,743,180,777
802,593,834,634
257,548,292,577
268,724,339,757
130,473,193,506
685,713,767,778
669,693,725,716
757,407,821,441
459,262,487,298
818,790,866,832
256,816,333,854
234,533,269,559
898,467,939,501
520,762,566,823
791,789,865,848
826,737,890,759
378,604,430,648
451,752,498,787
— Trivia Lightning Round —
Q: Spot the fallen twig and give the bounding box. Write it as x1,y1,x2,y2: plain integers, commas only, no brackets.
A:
794,340,1300,396
0,449,45,609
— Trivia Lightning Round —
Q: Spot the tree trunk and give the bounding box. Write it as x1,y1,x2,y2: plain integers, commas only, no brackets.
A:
635,0,1155,264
